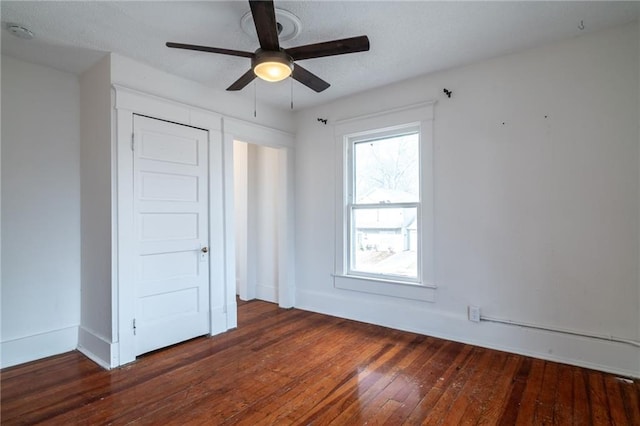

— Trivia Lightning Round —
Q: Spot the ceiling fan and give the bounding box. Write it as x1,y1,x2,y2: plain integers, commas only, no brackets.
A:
166,0,370,93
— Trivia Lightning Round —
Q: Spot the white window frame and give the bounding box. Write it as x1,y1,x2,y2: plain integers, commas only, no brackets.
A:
346,125,422,283
333,101,435,302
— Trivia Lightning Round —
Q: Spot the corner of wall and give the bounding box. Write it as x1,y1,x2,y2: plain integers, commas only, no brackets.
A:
77,326,118,370
79,52,115,343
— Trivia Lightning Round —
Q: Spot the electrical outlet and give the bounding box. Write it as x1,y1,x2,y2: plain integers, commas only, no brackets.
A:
468,305,481,323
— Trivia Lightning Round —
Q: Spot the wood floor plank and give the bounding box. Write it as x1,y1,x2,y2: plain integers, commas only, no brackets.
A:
439,349,506,424
554,364,575,425
1,299,638,425
514,358,547,425
497,356,532,425
399,342,474,423
587,370,612,424
272,334,427,425
289,340,413,425
333,338,461,424
356,339,451,423
367,399,404,425
604,375,631,425
476,353,522,424
573,368,592,426
534,360,559,424
386,337,444,404
620,377,640,421
417,347,489,424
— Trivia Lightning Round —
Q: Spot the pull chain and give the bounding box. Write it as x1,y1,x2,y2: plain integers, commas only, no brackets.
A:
253,80,257,118
290,78,294,110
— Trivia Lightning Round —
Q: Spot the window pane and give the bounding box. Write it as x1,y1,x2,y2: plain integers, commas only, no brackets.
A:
351,207,418,279
354,133,419,204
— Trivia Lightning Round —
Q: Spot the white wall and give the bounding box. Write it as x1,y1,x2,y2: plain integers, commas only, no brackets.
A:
294,23,640,377
1,56,81,367
252,144,280,303
234,141,249,298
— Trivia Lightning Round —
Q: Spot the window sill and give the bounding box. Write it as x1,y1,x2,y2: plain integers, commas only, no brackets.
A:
333,274,435,302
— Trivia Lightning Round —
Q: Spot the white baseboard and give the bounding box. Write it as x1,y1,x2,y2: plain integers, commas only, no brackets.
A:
256,284,277,303
1,326,78,369
225,302,238,330
211,303,236,335
77,326,117,369
296,289,640,378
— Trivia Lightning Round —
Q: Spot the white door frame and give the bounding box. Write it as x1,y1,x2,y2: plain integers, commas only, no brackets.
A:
113,85,230,367
223,117,296,309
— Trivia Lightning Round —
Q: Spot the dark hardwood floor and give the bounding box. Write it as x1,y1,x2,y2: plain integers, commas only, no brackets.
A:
2,299,639,425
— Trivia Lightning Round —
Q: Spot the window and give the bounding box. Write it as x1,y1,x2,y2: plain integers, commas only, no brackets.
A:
333,101,435,301
348,128,421,282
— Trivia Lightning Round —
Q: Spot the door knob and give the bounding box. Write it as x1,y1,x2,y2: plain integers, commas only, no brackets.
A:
201,247,208,253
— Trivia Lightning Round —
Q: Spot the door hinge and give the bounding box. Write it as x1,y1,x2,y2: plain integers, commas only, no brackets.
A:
131,133,135,151
133,318,137,335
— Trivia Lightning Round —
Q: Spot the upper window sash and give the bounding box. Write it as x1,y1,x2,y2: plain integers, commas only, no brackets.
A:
346,127,421,207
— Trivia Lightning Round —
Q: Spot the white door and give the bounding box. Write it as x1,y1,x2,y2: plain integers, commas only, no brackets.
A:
132,115,210,355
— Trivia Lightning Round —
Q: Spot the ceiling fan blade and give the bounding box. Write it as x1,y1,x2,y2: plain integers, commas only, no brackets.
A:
227,69,257,91
292,64,330,93
166,42,254,58
285,35,370,61
249,0,280,51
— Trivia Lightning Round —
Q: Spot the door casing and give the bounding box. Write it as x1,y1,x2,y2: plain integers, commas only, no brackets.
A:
112,86,295,368
113,86,230,367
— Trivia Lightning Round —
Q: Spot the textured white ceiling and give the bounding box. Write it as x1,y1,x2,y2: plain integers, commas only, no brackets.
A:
2,1,639,111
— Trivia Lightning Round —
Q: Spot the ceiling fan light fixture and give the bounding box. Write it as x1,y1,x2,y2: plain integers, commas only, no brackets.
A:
166,0,369,93
254,61,292,82
252,50,293,82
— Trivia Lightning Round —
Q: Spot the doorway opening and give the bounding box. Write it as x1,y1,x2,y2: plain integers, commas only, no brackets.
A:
233,140,281,303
